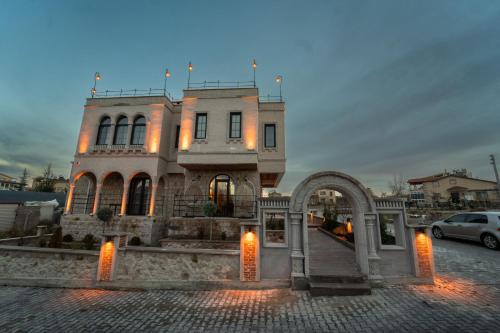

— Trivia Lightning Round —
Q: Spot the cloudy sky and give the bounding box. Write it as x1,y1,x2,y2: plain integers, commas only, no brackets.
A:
1,0,499,194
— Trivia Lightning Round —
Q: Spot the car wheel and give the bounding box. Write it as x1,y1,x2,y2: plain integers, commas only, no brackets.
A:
432,227,444,239
482,234,499,250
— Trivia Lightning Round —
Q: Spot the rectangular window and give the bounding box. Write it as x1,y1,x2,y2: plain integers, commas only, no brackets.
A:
175,125,180,148
229,112,242,138
195,113,207,139
264,211,287,247
264,124,276,148
378,213,405,248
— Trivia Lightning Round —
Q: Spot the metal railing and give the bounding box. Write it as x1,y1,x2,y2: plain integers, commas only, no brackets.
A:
259,95,283,102
187,80,256,89
173,195,257,218
92,88,174,100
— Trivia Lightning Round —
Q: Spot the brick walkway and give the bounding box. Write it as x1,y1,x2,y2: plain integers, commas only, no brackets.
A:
0,237,499,332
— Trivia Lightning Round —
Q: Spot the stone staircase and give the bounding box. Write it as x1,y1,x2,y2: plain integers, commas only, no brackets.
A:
308,228,371,296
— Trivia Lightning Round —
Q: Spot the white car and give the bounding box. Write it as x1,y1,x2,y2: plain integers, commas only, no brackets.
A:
431,212,500,250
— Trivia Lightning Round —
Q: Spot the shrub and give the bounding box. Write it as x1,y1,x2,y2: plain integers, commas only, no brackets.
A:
63,234,74,242
48,227,63,248
221,231,227,241
197,227,205,240
129,236,142,246
39,238,47,247
203,201,217,217
82,234,96,250
96,207,113,233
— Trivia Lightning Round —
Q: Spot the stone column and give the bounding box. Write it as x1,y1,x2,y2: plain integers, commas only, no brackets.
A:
240,222,260,282
149,181,159,216
92,183,103,215
126,122,133,148
365,213,382,283
97,233,128,282
64,183,76,214
290,212,307,289
120,181,130,216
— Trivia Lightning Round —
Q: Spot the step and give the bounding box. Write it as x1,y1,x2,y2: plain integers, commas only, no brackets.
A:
309,274,366,284
309,282,371,297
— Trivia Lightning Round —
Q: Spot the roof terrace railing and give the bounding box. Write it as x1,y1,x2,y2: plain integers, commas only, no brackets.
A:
187,80,256,89
91,88,174,100
259,94,283,102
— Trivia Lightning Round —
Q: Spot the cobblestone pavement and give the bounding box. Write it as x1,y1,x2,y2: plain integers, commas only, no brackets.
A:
0,237,499,332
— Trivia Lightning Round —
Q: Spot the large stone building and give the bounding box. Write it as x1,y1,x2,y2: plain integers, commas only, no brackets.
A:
62,86,285,244
408,169,500,207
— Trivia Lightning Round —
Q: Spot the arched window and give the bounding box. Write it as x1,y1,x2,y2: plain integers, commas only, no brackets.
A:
127,173,151,216
130,116,146,145
113,116,128,145
96,117,111,145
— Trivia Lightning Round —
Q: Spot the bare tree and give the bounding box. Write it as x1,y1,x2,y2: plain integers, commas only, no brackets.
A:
388,174,407,197
33,163,56,192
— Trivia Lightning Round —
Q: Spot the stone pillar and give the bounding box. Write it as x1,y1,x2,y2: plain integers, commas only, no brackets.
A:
365,213,382,283
290,212,307,289
149,181,159,216
97,233,128,282
126,122,133,147
413,227,435,281
240,222,260,282
92,183,102,215
120,181,130,216
64,183,76,214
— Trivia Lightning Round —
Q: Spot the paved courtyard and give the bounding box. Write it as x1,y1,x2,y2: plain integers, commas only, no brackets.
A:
0,237,499,332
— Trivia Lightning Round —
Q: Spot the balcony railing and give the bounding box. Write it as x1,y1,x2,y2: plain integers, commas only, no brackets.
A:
187,80,255,89
91,88,174,100
173,195,257,218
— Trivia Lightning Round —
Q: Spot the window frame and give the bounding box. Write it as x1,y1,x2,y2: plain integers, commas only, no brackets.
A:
194,113,207,140
264,123,276,148
174,125,180,148
465,213,488,224
229,112,242,139
377,211,406,250
262,209,288,248
130,116,146,146
113,116,129,145
95,117,111,146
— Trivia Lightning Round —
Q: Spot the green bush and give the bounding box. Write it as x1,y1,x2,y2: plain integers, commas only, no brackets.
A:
129,236,142,246
62,234,74,242
48,227,63,248
322,206,341,232
221,231,227,241
203,201,217,217
82,234,96,250
96,207,113,222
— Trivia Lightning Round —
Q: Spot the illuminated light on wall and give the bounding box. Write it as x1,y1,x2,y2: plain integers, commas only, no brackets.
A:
241,96,258,150
242,229,257,281
78,134,89,154
245,231,255,242
346,221,353,233
415,229,433,278
65,185,75,213
148,108,163,154
180,97,197,151
98,240,115,281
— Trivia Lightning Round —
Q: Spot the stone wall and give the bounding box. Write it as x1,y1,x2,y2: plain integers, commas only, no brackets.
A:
61,215,166,245
415,229,433,278
115,247,240,281
166,217,241,240
0,245,98,287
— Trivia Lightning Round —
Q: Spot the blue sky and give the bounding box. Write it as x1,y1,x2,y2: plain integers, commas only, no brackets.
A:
1,0,500,194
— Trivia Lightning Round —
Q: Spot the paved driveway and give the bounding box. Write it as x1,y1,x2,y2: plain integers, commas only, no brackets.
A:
0,237,499,332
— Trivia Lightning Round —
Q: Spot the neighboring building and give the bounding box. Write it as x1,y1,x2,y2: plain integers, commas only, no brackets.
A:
0,173,22,191
408,169,500,207
62,85,285,243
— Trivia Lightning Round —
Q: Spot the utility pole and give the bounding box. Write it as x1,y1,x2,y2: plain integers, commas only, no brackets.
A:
490,154,500,196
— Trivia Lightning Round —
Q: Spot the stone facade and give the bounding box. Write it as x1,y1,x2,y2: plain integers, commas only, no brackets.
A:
115,248,239,281
60,214,165,245
166,217,241,241
0,246,98,283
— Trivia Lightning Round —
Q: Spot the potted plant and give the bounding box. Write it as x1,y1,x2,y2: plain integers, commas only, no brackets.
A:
96,207,113,233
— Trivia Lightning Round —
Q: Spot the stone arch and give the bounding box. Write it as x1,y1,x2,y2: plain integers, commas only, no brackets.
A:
71,172,97,214
290,171,376,276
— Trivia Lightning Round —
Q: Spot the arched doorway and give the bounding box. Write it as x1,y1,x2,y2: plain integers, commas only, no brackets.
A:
99,172,124,215
127,173,152,216
208,174,235,217
71,172,96,214
290,171,376,277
